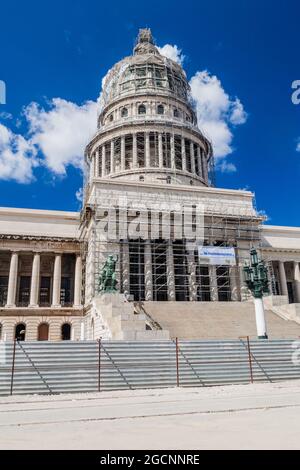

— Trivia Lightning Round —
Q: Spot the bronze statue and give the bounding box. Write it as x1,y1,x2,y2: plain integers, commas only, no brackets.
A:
98,255,118,293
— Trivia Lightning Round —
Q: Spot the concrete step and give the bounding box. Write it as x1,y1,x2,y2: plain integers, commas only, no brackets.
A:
141,301,300,340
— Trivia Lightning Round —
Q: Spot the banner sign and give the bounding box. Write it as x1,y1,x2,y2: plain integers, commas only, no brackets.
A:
198,246,236,266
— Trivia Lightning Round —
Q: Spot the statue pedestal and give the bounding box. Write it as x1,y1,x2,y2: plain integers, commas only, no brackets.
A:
90,293,169,340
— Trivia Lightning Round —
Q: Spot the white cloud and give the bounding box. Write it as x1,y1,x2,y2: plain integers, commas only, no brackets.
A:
230,98,247,125
0,112,13,120
75,187,83,202
157,44,185,66
24,98,98,175
0,123,38,183
189,70,247,165
217,160,237,173
296,139,300,152
157,45,247,171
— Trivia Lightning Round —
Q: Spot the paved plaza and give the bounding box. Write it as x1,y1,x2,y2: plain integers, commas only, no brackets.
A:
1,380,300,449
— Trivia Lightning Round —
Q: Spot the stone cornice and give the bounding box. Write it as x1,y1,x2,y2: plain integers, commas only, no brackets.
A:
91,177,255,198
0,307,83,317
0,206,80,220
0,234,79,243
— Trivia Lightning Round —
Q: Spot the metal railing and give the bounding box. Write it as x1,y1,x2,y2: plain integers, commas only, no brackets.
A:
1,338,300,396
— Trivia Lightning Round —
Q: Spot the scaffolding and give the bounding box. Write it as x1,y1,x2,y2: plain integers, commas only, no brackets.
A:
80,182,264,305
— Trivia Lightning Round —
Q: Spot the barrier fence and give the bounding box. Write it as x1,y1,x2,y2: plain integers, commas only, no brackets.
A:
1,338,300,396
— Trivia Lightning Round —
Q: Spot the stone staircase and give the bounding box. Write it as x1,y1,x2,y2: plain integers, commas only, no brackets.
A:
91,294,169,340
140,301,300,340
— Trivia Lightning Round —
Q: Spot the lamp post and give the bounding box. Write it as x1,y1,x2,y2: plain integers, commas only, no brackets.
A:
243,248,269,339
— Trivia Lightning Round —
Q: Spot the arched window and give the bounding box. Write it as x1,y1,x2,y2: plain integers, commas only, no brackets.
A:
61,323,71,341
157,104,164,115
38,323,49,341
138,104,146,115
139,175,144,181
173,109,179,118
109,114,114,122
15,323,26,341
0,323,2,341
121,107,128,118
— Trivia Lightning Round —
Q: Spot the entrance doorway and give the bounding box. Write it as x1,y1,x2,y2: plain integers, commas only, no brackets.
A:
15,323,26,341
38,323,49,341
61,323,71,341
287,282,294,303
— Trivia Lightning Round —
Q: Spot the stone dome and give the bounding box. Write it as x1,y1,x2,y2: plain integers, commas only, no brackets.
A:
100,28,190,111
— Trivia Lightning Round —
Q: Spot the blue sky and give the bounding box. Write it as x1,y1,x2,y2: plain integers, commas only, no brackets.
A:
0,0,299,226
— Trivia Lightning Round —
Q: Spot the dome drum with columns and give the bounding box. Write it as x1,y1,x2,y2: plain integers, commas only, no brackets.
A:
86,29,213,187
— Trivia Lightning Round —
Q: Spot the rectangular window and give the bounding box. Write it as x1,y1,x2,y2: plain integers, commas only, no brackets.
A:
18,276,31,307
61,277,72,306
174,136,182,170
162,133,171,168
217,266,231,301
137,132,145,168
185,139,192,173
40,277,51,306
0,276,8,306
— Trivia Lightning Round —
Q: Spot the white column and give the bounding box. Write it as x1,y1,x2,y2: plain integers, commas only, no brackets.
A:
279,261,288,296
170,133,175,170
122,242,130,297
230,265,240,301
144,240,153,301
181,136,186,171
95,149,100,178
52,254,62,307
254,297,268,339
132,133,137,168
203,157,209,182
167,241,176,301
197,146,202,177
80,321,85,340
145,132,150,167
121,135,125,171
73,254,82,307
158,133,163,168
6,252,18,307
293,261,300,303
29,253,40,307
190,141,195,174
210,265,218,301
89,159,93,183
187,250,197,301
101,145,105,177
110,140,115,174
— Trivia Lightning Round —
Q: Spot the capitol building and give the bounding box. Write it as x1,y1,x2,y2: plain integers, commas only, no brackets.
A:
1,29,300,342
